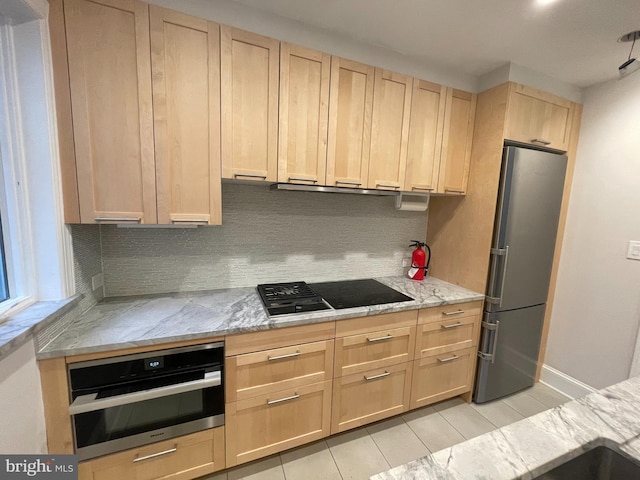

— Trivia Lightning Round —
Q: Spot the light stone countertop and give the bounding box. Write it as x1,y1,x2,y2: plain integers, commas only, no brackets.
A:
37,276,484,359
371,376,640,480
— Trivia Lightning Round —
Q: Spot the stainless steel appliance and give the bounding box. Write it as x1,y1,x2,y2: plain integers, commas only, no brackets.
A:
256,279,413,316
474,145,567,403
69,342,225,461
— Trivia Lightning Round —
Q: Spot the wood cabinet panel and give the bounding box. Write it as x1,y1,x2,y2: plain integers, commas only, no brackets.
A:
335,309,417,337
278,43,330,185
367,69,412,190
415,316,479,358
225,381,332,467
63,0,156,223
334,326,415,377
438,89,477,195
150,7,221,225
410,347,476,409
326,57,374,188
221,26,279,182
331,362,412,434
79,428,225,480
404,80,446,193
505,84,573,151
226,340,334,402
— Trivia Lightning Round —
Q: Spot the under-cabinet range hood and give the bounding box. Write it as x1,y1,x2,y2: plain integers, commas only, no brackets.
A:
269,183,404,196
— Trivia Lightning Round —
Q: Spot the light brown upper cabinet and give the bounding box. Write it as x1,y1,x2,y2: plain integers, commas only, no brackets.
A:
504,83,573,152
437,89,477,195
221,27,279,182
367,69,413,191
326,58,375,189
404,80,447,194
61,0,156,224
278,44,330,185
150,7,221,225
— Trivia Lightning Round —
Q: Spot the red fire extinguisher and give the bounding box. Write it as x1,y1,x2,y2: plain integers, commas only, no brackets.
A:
408,240,431,281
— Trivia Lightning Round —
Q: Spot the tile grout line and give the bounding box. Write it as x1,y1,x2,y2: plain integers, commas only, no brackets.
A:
401,415,433,453
325,439,345,480
365,426,395,472
435,410,484,441
470,401,521,427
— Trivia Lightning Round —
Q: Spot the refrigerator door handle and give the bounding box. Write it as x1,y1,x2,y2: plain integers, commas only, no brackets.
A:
486,246,509,306
478,320,500,364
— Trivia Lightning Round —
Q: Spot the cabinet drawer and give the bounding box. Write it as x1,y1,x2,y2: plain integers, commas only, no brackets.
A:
335,310,417,337
418,301,482,324
78,428,224,480
225,380,332,467
334,326,415,377
415,316,479,358
410,347,477,409
331,362,412,434
226,340,334,402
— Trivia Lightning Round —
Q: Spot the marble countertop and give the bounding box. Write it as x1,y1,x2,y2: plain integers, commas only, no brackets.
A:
37,276,483,359
372,376,640,479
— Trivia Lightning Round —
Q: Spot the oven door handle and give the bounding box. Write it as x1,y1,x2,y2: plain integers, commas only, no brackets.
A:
69,370,221,415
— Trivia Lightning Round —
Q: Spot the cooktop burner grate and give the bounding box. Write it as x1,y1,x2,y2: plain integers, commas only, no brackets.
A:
257,282,330,316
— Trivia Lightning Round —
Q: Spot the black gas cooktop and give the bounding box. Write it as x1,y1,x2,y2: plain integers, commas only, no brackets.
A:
257,279,414,316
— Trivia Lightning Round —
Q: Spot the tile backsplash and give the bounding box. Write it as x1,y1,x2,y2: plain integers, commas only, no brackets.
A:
95,183,427,296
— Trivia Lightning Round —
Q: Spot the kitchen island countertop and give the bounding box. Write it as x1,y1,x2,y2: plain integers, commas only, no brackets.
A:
37,276,483,359
372,375,640,480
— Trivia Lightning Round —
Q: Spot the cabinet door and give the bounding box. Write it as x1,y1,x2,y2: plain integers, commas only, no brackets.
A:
367,69,412,190
404,80,446,194
150,7,221,225
505,84,573,151
78,428,225,480
225,381,332,467
64,0,156,224
410,347,477,409
326,57,374,189
331,362,412,434
221,27,279,182
278,44,330,185
437,89,477,195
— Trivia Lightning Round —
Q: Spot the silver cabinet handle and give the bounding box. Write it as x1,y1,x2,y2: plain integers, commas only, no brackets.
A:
133,445,177,463
412,186,434,191
335,180,362,186
288,176,318,183
233,173,267,179
171,218,208,223
367,334,393,342
268,351,300,361
69,371,221,415
437,355,459,363
364,371,390,381
531,138,551,145
441,322,463,329
376,183,400,189
267,393,300,405
444,188,465,194
95,217,141,223
442,310,465,316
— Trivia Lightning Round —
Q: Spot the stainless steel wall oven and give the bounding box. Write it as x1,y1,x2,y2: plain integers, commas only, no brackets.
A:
68,342,224,461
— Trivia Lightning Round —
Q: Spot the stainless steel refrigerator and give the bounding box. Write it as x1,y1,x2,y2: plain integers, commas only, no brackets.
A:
474,145,567,403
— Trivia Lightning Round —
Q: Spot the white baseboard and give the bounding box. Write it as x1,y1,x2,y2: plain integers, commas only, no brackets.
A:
539,364,597,400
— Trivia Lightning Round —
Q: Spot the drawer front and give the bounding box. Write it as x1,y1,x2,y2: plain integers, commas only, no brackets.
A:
415,316,479,358
331,362,412,434
335,310,417,337
410,347,477,409
79,428,224,480
225,380,332,467
418,301,482,324
334,326,415,377
226,340,334,402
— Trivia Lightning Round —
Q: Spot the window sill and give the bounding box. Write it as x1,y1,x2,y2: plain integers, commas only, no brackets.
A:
0,294,82,362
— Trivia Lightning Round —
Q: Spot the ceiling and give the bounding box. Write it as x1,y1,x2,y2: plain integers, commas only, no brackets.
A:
231,0,640,88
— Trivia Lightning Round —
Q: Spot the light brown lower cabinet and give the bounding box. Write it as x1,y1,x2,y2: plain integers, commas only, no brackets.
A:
78,427,225,480
331,361,412,434
410,347,477,409
225,380,332,467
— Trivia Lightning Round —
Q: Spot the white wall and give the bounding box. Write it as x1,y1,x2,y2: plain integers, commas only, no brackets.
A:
545,73,640,389
0,339,48,453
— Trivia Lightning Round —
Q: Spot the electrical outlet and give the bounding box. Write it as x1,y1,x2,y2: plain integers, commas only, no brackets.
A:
627,241,640,261
92,273,104,291
402,257,412,267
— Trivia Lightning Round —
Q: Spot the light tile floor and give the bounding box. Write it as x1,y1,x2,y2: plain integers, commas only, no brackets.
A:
203,383,570,480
